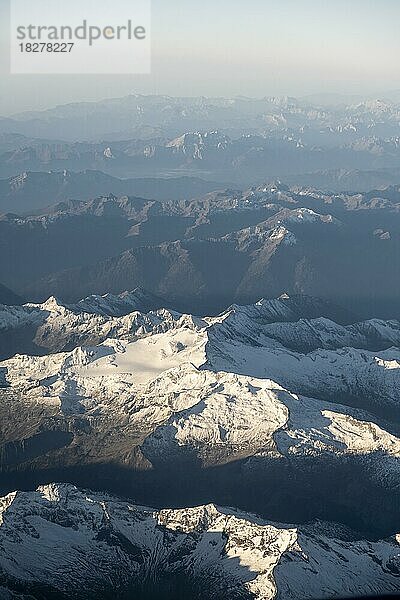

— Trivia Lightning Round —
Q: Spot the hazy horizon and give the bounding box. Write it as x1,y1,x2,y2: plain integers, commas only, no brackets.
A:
1,0,400,115
3,89,400,119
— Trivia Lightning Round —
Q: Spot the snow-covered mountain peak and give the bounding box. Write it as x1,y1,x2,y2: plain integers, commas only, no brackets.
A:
268,225,297,245
72,286,167,316
37,295,67,313
1,290,400,593
286,207,339,225
0,483,399,600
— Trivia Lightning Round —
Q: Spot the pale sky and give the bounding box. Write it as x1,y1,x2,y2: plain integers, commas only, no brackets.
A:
0,0,400,114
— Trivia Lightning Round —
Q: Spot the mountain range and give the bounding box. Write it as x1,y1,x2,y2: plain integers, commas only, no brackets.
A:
1,290,400,596
2,95,400,187
0,292,399,537
1,182,398,318
0,484,399,600
0,170,225,214
1,93,400,599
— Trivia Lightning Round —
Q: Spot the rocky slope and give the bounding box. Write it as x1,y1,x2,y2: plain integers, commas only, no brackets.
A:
0,285,23,307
